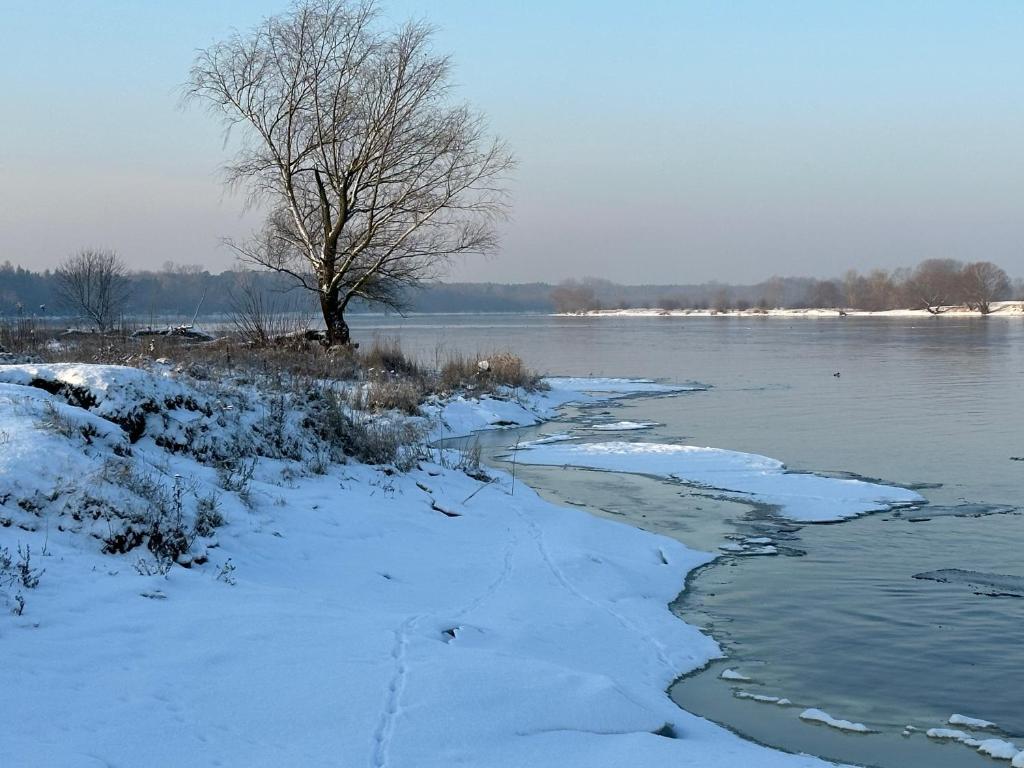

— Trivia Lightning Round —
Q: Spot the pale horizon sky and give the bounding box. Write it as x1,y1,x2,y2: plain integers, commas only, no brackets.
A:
1,1,1022,283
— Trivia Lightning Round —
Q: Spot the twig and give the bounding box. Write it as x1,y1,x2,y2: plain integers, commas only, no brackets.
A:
510,437,520,497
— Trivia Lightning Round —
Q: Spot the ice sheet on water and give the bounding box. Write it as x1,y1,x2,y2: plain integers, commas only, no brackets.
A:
544,377,705,396
913,569,1024,598
509,441,924,522
588,421,661,432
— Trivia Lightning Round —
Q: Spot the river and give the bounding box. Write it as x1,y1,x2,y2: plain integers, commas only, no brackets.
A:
352,312,1024,768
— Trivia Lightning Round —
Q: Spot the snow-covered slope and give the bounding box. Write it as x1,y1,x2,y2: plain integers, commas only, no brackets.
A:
0,363,846,767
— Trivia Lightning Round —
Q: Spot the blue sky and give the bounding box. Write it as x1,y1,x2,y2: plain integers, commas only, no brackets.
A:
1,1,1022,282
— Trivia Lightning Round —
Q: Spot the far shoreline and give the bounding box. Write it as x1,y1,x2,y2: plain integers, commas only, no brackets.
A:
556,300,1024,319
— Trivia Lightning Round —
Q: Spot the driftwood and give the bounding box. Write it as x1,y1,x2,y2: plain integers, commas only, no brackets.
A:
131,326,216,341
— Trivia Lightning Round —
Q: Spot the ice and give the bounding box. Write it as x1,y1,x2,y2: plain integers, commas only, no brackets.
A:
735,692,791,705
949,714,997,730
588,421,660,432
977,740,1019,760
544,377,704,397
510,441,924,522
720,668,752,681
519,432,575,447
914,569,1024,598
800,708,872,733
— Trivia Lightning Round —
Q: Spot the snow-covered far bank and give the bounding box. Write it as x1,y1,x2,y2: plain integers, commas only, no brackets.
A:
0,363,848,767
507,441,924,523
559,300,1024,319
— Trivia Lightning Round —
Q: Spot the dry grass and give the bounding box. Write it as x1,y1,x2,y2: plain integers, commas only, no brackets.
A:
439,351,543,394
3,322,544,412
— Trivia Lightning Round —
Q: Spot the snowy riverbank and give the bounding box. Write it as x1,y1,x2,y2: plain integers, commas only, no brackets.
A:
1,363,859,767
560,300,1024,319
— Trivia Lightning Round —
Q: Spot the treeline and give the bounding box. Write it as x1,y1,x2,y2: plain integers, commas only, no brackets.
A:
0,262,554,319
551,260,1023,315
2,259,1022,320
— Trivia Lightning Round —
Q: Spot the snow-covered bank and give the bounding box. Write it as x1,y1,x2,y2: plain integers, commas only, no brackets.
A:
508,440,924,522
0,363,844,767
561,300,1024,319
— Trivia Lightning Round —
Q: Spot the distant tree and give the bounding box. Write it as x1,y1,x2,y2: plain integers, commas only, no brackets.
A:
758,276,786,309
54,249,131,332
961,261,1011,314
551,280,599,313
187,0,514,346
712,287,732,312
905,259,964,313
804,279,841,309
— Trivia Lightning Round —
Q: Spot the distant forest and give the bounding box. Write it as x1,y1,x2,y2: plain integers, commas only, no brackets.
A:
1,259,1021,322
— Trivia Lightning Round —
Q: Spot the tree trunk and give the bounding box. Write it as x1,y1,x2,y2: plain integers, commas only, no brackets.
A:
320,289,352,347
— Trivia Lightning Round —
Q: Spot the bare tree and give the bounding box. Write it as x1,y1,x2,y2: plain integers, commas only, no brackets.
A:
905,259,963,314
961,261,1011,314
186,0,514,346
54,249,131,332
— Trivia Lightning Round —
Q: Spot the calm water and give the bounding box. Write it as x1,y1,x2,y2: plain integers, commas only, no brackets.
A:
354,313,1024,767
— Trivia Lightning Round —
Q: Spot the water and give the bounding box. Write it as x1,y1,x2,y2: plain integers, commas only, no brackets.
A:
353,313,1024,767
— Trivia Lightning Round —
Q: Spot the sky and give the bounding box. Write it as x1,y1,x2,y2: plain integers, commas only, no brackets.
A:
1,1,1022,284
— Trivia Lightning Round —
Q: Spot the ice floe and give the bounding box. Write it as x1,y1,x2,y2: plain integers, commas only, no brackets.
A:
927,729,1020,761
735,692,792,706
800,708,872,733
949,714,998,730
720,668,752,681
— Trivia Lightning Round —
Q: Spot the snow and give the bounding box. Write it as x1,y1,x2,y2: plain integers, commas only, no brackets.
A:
509,441,924,522
0,365,848,768
949,713,997,730
800,708,873,733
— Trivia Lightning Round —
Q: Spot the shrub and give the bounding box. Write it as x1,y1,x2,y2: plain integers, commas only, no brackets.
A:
439,351,542,394
360,337,423,379
193,493,225,537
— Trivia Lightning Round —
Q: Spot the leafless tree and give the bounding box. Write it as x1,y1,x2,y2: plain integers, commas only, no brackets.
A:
54,249,131,332
228,274,315,345
186,0,514,346
905,258,964,314
961,261,1011,314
